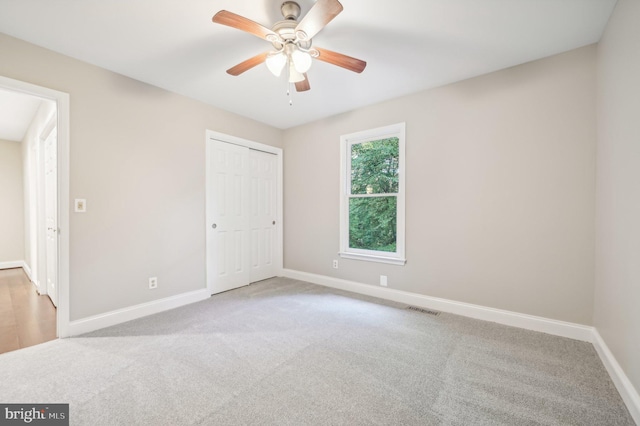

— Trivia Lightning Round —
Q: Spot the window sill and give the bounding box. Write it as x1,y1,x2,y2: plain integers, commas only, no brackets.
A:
339,252,406,266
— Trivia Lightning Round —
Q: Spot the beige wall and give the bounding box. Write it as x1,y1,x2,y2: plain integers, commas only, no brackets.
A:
0,139,25,263
0,33,283,320
283,46,597,325
595,0,640,395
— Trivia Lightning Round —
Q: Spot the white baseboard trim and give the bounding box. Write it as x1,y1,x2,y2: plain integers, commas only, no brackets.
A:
21,261,33,282
282,269,594,342
67,289,210,336
0,260,24,270
1,260,35,285
592,330,640,424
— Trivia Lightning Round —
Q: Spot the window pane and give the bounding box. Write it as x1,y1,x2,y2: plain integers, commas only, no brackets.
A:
351,138,399,195
349,196,397,252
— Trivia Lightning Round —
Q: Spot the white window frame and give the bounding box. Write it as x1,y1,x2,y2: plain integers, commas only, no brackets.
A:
339,122,406,265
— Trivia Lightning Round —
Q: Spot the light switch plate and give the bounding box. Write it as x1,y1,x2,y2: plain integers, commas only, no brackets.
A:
74,199,87,213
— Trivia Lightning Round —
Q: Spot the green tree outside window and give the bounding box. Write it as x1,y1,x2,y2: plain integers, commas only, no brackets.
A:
349,138,399,252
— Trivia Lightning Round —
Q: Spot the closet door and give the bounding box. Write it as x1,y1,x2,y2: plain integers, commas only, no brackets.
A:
207,140,251,294
249,150,277,282
207,140,279,294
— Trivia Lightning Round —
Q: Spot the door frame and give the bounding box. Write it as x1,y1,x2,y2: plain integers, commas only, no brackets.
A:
205,130,283,294
0,75,71,338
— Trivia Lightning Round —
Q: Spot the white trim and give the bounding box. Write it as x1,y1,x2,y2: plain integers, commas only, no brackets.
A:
0,261,24,270
67,289,210,336
55,92,70,338
0,75,71,339
0,260,36,287
277,148,284,278
338,252,406,265
592,330,640,424
282,269,594,342
207,130,282,156
339,122,406,264
21,261,33,282
205,130,284,295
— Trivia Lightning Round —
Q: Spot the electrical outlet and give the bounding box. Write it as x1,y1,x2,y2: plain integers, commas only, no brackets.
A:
148,277,158,289
380,275,388,287
332,259,339,269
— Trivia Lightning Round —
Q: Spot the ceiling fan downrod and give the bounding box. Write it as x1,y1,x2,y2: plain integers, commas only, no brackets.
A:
280,1,302,21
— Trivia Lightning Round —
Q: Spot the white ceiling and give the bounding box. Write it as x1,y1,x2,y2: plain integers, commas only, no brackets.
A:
0,88,41,142
0,0,616,129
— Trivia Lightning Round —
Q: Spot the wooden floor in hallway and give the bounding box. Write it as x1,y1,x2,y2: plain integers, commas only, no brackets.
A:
0,268,56,354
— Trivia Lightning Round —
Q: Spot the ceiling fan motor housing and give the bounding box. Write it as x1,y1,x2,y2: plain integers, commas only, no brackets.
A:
271,20,312,50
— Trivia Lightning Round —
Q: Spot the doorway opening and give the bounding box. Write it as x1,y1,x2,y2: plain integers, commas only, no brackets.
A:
0,75,70,347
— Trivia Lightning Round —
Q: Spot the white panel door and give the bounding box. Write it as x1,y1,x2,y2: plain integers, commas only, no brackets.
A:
249,150,277,282
44,128,58,307
207,140,251,294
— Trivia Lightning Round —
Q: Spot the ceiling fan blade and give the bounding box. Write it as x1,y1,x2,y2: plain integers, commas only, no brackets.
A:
226,52,269,76
295,0,343,40
295,74,311,92
212,10,276,41
315,47,367,73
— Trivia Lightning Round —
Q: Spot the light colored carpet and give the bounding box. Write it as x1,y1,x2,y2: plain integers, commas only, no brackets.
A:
0,277,634,425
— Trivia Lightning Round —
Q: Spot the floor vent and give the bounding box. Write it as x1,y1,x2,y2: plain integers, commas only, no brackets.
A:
406,306,441,316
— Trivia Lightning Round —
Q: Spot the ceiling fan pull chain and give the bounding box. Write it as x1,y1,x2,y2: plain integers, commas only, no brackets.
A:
288,82,294,106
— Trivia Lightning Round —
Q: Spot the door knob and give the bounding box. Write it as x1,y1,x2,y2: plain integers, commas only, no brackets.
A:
211,224,217,229
272,221,276,225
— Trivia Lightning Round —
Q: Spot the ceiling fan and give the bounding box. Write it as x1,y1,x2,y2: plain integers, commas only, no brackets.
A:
212,0,367,92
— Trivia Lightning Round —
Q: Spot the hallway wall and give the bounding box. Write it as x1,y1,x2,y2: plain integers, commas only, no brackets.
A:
0,138,24,265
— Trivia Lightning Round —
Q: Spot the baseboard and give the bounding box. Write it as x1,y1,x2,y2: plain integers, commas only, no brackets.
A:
0,260,23,270
0,260,33,283
67,289,210,336
21,261,33,282
592,330,640,424
282,269,594,342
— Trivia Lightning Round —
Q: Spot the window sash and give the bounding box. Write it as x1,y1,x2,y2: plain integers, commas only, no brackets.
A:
348,195,397,253
348,138,400,196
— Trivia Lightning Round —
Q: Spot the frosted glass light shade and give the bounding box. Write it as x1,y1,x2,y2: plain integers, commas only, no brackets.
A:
265,52,287,77
291,49,312,73
288,62,305,83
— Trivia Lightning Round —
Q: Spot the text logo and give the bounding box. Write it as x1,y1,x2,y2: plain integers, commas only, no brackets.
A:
1,404,68,425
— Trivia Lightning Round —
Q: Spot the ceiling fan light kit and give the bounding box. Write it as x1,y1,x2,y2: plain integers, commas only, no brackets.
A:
212,0,367,96
265,51,287,77
266,43,314,81
290,46,313,74
288,62,306,83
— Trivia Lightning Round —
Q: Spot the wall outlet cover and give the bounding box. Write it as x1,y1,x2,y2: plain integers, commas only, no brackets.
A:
74,198,87,213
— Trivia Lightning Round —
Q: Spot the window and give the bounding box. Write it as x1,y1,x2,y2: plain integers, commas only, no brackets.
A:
340,123,406,265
